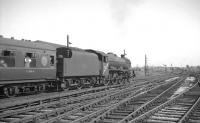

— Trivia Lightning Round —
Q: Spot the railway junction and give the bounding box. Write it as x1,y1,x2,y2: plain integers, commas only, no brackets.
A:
0,71,199,123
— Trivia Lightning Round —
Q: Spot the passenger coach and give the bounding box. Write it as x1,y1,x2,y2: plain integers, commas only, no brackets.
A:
0,37,57,96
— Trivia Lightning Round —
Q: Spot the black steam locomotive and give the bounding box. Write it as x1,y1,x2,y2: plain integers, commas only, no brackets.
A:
0,36,134,97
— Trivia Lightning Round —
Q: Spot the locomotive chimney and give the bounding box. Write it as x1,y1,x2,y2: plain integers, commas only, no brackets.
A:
121,49,126,58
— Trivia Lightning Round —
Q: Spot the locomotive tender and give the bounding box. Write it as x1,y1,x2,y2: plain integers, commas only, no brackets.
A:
0,36,134,97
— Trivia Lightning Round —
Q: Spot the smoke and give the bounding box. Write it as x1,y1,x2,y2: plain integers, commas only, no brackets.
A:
109,0,144,25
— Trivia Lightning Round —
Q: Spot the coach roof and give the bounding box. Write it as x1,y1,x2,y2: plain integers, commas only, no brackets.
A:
0,37,56,51
35,40,85,52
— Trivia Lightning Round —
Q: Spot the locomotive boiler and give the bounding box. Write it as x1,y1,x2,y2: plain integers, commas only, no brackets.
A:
106,53,132,84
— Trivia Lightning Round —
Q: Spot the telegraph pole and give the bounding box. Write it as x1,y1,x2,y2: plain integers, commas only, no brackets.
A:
171,64,173,72
163,64,167,73
145,54,148,76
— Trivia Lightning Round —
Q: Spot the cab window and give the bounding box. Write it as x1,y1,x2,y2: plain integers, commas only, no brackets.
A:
0,49,2,57
97,54,102,61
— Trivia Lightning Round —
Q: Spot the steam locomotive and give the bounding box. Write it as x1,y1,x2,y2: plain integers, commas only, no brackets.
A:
0,36,134,97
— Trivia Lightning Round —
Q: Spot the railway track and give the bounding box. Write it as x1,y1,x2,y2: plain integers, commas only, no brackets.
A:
0,74,174,113
26,77,180,123
33,83,158,123
127,83,200,123
88,77,185,123
182,97,200,123
0,85,124,113
0,82,150,123
0,76,176,123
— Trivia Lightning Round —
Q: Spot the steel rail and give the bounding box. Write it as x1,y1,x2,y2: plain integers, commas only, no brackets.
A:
34,82,157,123
89,77,182,123
44,77,179,123
0,75,179,123
69,77,181,123
128,83,199,123
178,97,200,123
0,75,170,114
118,77,184,123
0,73,176,111
0,87,121,119
5,83,144,123
0,84,124,112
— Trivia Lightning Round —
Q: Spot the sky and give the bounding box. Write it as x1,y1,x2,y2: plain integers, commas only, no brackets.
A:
0,0,200,67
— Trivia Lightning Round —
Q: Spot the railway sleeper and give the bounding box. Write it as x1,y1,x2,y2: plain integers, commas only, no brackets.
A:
90,76,184,123
131,84,199,123
153,113,183,118
0,77,172,123
149,115,180,122
40,83,147,123
146,119,177,123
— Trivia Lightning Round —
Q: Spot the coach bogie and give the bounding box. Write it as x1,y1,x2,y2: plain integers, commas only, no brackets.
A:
79,78,90,88
2,86,17,97
1,82,50,96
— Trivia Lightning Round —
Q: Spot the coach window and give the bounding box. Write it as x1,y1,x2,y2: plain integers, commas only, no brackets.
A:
0,49,5,67
1,50,15,67
0,49,2,57
50,55,54,66
4,50,15,56
25,53,36,68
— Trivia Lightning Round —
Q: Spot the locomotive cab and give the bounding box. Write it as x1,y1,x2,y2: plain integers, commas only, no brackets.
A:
86,49,109,86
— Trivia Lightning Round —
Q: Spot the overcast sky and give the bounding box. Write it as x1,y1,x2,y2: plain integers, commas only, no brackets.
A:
0,0,200,67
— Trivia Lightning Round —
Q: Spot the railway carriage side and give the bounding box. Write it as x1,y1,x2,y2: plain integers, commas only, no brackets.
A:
0,37,57,96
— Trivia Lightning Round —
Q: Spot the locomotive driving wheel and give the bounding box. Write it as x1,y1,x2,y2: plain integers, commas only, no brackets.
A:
77,85,82,90
77,79,82,90
104,80,110,86
89,78,95,88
